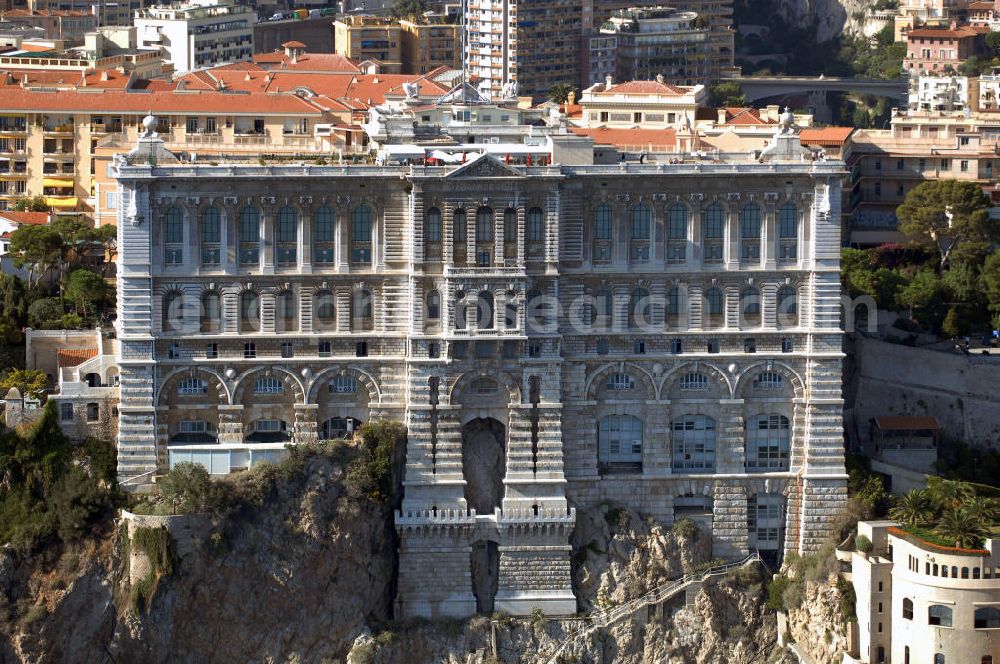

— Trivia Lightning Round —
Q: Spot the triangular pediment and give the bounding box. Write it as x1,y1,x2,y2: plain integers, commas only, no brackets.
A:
446,153,523,178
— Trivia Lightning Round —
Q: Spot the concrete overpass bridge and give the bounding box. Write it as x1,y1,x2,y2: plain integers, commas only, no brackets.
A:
732,76,909,104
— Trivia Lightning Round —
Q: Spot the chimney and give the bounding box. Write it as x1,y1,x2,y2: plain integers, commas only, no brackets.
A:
567,89,576,106
605,74,613,89
717,108,727,124
656,73,664,84
100,70,108,81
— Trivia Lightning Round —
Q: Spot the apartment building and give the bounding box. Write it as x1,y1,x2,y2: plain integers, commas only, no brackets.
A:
0,30,166,78
904,26,983,73
399,18,460,74
847,520,1000,664
578,76,706,128
110,108,847,616
333,15,402,73
0,9,97,39
590,6,712,87
909,74,968,111
134,0,253,73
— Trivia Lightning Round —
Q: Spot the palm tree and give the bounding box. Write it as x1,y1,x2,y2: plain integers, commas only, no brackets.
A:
934,508,990,549
927,477,974,511
548,83,577,104
889,489,933,527
965,495,1000,526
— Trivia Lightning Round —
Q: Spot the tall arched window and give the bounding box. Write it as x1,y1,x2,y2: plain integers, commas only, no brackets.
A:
629,287,651,328
313,206,335,265
239,206,260,265
740,203,761,261
162,290,184,332
741,286,761,327
671,414,716,471
630,204,650,262
667,286,684,325
476,206,493,266
503,208,518,258
426,289,441,321
666,203,687,262
594,288,613,329
477,290,494,329
778,202,798,260
276,205,298,266
598,414,643,472
453,208,467,262
275,289,296,333
746,414,790,471
314,289,335,331
902,598,913,619
455,290,467,330
239,290,259,333
777,285,798,327
527,206,544,243
593,203,612,262
425,207,441,259
200,206,221,266
164,206,184,265
702,203,724,262
351,289,373,331
351,205,372,265
200,290,221,333
705,286,724,328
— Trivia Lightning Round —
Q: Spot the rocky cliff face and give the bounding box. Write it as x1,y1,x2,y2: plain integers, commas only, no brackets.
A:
2,467,791,664
785,574,852,664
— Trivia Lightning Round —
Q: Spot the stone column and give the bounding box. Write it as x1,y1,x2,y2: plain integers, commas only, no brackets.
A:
712,481,749,558
223,200,238,273
300,203,313,275
689,199,702,267
726,200,740,270
261,203,275,275
294,403,318,444
217,405,244,445
717,398,745,474
260,289,276,334
763,199,777,270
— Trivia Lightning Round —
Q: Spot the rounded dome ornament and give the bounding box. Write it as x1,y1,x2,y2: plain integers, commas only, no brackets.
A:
727,362,738,375
225,367,236,380
301,368,312,380
141,113,158,137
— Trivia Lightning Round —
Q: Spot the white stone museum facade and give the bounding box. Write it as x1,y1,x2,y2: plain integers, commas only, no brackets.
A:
113,139,848,618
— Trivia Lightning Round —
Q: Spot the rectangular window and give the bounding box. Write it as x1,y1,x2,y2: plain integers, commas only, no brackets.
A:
60,402,74,422
206,343,218,358
244,342,256,359
280,341,294,358
105,191,117,210
961,160,969,172
318,340,332,357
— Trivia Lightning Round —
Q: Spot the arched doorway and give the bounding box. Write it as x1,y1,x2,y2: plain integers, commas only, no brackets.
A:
462,417,505,515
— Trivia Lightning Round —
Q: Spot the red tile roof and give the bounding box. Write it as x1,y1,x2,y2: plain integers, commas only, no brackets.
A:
2,8,93,16
906,26,980,38
720,107,776,125
874,415,940,431
252,52,362,73
599,80,693,95
281,40,306,48
57,348,98,368
0,87,324,115
799,126,855,146
0,68,133,90
571,126,677,149
0,211,49,226
969,1,994,9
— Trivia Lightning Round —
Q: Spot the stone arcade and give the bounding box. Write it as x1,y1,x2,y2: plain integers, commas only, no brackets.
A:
113,123,848,618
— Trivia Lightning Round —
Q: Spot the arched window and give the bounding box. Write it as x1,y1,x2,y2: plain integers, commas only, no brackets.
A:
598,414,643,472
928,604,953,627
351,205,372,264
594,203,612,240
505,301,517,329
200,206,221,266
741,286,761,326
629,287,651,328
275,289,296,333
680,372,708,390
672,415,716,471
631,204,650,240
503,208,518,258
746,414,791,471
313,206,335,264
276,206,298,265
239,206,260,265
777,285,798,327
527,206,544,243
162,290,184,332
329,374,358,394
177,378,208,396
779,202,798,260
254,377,284,394
351,289,373,331
239,290,259,332
453,208,467,262
455,290,467,330
606,372,634,390
705,286,724,328
425,207,441,259
476,206,494,242
164,206,184,264
477,290,494,329
975,607,1000,628
314,289,335,331
740,203,761,261
702,203,724,262
902,598,913,619
200,290,221,333
666,203,687,262
426,289,441,321
667,286,684,324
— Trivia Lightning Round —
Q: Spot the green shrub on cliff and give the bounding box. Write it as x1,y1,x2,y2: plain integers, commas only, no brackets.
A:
0,403,118,554
346,421,406,504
